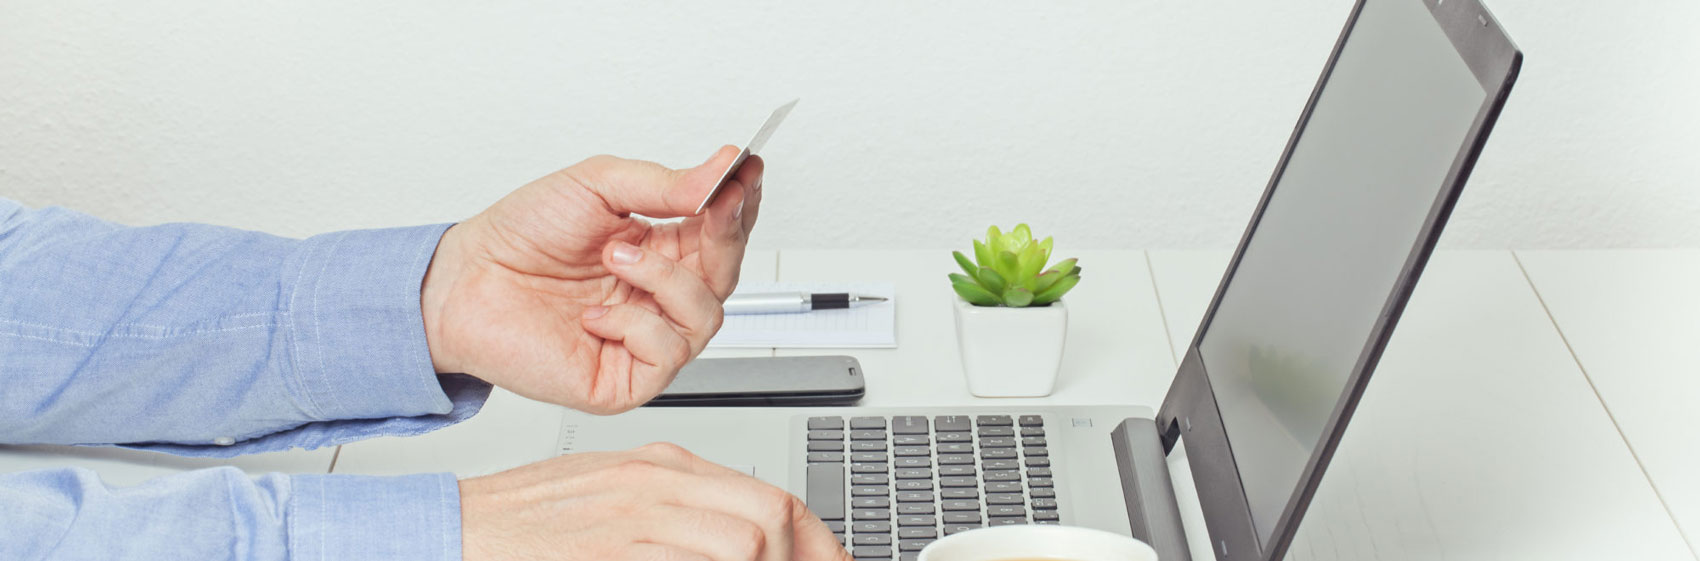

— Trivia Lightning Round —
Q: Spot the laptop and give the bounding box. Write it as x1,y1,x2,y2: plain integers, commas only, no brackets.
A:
554,1,1521,559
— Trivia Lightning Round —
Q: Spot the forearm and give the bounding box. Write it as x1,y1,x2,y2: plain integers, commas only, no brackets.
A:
0,199,489,454
0,466,461,560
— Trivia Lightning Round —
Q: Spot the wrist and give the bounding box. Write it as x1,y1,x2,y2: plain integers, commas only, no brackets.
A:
422,224,469,374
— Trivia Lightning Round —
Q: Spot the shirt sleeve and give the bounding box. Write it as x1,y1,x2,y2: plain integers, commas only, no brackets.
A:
0,466,461,561
0,198,492,456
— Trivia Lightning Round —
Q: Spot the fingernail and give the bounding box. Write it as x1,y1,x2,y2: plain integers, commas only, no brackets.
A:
731,203,744,225
583,305,609,319
611,243,642,265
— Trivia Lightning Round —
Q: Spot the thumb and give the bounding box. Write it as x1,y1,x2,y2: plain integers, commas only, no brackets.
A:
566,145,741,218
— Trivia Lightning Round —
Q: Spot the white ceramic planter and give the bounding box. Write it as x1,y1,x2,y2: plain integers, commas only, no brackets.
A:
952,297,1067,397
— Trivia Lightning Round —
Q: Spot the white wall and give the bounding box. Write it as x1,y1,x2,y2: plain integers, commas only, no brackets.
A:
2,1,1695,250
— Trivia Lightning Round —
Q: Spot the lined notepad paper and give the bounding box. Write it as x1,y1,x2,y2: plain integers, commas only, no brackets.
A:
707,282,897,348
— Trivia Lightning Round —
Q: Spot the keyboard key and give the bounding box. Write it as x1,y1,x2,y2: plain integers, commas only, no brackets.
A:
827,521,847,533
983,470,1020,482
1024,457,1051,468
853,534,893,545
852,545,892,558
1036,520,1061,525
980,449,1017,460
942,500,979,511
852,486,889,496
986,493,1023,505
976,415,1013,426
988,505,1027,517
901,554,919,561
851,430,887,441
939,477,976,487
851,452,889,463
852,441,888,452
895,479,932,491
851,417,887,429
1032,498,1058,510
1029,478,1054,488
936,432,972,443
943,524,980,535
808,452,845,463
990,516,1026,526
805,463,844,520
893,435,929,446
852,509,889,520
809,430,846,441
836,533,845,545
936,443,974,454
1028,468,1053,478
941,488,979,499
978,427,1015,437
934,416,972,432
893,446,929,457
896,491,934,503
986,481,1022,493
852,474,889,485
893,416,929,435
808,441,844,452
984,460,1020,470
938,454,974,465
897,503,934,515
852,463,888,474
980,437,1016,448
894,457,931,468
942,512,982,524
809,417,844,430
1021,437,1047,447
1024,447,1049,457
1020,427,1045,437
1030,488,1057,499
852,521,891,533
1033,510,1061,521
938,466,976,476
853,497,890,509
897,515,936,527
899,539,933,552
898,527,937,539
1019,415,1044,427
895,468,932,479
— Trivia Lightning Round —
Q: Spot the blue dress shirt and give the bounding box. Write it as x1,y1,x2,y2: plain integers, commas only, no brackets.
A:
0,198,492,560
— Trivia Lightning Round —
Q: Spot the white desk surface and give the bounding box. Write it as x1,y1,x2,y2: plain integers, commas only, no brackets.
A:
1518,249,1700,557
1150,250,1692,560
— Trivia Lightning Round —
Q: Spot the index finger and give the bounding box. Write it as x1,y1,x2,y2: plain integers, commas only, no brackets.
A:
565,146,741,218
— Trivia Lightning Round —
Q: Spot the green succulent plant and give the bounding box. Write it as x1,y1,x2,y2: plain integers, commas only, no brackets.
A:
950,224,1081,307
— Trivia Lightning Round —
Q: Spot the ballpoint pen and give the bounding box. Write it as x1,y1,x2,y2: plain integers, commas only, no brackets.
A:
723,292,889,315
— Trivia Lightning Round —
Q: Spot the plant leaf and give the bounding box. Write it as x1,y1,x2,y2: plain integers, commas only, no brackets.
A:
1017,244,1046,284
1002,287,1034,308
953,251,979,277
976,266,1007,295
954,281,1001,306
1012,224,1032,247
997,250,1021,281
1038,236,1053,265
973,239,993,268
1033,270,1063,292
1033,273,1080,304
986,225,1003,248
1045,257,1078,277
948,272,975,286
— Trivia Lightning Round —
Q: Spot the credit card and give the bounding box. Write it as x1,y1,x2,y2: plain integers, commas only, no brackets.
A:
695,99,799,215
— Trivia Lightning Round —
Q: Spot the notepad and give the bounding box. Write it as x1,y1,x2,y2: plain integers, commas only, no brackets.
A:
707,282,897,348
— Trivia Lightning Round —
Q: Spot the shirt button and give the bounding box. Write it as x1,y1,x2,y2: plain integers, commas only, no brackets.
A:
213,437,236,446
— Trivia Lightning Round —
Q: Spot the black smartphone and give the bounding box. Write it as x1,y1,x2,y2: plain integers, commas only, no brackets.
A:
647,355,865,407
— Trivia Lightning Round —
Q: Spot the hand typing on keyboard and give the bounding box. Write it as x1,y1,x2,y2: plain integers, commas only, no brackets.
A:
461,442,851,561
420,146,763,414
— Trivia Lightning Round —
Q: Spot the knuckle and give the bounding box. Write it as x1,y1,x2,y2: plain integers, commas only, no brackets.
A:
638,441,693,463
729,518,766,559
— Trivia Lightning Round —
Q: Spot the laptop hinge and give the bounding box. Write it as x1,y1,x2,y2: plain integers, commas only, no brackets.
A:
1111,418,1193,561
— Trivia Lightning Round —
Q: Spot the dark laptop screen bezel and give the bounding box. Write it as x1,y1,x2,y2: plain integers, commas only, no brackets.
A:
1153,1,1521,560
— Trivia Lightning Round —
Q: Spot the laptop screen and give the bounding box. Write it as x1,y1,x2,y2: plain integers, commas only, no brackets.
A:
1195,0,1488,546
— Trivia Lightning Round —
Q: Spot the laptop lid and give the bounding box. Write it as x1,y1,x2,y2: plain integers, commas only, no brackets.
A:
1153,1,1520,560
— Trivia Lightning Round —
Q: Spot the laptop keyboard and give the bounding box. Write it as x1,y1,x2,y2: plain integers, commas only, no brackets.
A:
802,414,1060,560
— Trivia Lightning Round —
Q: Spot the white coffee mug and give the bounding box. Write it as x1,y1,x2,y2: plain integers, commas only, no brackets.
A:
916,525,1159,561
